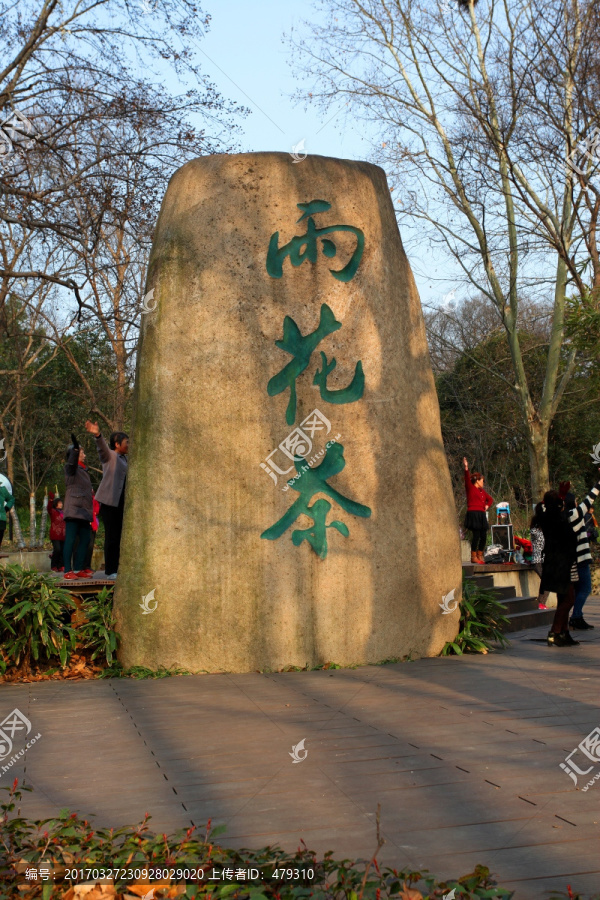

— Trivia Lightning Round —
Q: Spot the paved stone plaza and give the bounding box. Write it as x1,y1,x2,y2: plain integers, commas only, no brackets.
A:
1,602,599,900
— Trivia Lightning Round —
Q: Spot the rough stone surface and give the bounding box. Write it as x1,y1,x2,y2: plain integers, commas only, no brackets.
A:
114,152,461,672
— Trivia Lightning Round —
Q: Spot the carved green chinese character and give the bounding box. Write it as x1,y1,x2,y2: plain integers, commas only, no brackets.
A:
266,200,364,282
291,498,349,559
261,443,371,558
313,351,364,405
267,304,364,425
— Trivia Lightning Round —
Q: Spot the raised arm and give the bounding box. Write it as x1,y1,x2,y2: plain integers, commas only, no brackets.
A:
85,420,112,465
570,472,600,525
463,457,471,494
95,432,113,465
65,445,80,477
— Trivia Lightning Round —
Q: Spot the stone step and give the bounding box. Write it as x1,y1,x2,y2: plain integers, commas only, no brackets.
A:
501,608,555,633
487,584,517,600
462,560,532,573
465,579,517,600
465,573,494,588
499,595,538,614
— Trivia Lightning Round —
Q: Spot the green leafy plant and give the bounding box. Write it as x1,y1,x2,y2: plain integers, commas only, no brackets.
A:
0,565,76,673
0,780,522,899
78,586,119,665
442,577,510,656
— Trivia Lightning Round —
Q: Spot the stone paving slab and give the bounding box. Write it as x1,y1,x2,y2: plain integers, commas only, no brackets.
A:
1,600,599,900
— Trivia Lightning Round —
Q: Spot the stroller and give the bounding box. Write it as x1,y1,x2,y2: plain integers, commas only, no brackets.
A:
484,502,515,563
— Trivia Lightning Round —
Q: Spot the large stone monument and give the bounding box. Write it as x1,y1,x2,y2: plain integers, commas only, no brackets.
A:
114,152,461,672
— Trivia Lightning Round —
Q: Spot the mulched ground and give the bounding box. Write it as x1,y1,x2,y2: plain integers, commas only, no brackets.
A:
0,648,104,683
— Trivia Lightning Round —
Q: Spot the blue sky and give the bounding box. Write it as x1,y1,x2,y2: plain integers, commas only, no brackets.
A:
198,0,370,162
161,0,455,308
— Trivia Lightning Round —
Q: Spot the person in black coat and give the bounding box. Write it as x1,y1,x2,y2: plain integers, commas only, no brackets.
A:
63,433,94,580
539,490,579,646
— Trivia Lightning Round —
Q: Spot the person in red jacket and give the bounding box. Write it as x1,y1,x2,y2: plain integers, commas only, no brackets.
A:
463,457,494,565
48,492,66,572
84,492,101,571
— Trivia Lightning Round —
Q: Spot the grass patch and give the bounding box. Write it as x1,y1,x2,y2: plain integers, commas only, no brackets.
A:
99,663,196,679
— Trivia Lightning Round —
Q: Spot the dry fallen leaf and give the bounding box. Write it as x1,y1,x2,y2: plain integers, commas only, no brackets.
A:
398,883,423,900
127,884,170,897
72,885,117,899
124,888,185,900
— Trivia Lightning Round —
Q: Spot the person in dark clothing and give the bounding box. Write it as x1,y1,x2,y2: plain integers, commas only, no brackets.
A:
84,421,128,579
63,434,94,580
48,494,66,571
530,503,550,609
72,491,100,571
538,490,580,646
462,457,494,564
559,477,600,630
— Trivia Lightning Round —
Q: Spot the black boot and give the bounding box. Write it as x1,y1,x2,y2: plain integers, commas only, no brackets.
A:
548,631,580,646
569,616,595,630
560,631,580,646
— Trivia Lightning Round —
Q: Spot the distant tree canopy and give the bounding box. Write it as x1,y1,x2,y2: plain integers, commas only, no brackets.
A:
430,301,600,527
0,295,123,506
0,0,245,513
292,0,600,499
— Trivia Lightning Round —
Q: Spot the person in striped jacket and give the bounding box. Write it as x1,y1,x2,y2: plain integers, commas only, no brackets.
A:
560,477,600,631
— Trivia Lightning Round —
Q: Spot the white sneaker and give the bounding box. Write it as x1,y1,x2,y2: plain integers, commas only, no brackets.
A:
105,572,118,579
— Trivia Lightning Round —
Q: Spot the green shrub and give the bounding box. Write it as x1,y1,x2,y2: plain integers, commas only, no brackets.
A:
78,586,119,665
442,576,510,656
0,565,76,673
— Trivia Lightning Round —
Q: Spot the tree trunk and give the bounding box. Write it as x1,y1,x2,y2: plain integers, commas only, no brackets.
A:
38,488,48,549
114,342,128,429
29,494,37,548
9,506,25,549
527,422,550,502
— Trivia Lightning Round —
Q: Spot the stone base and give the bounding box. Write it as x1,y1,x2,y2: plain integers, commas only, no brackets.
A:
0,549,51,571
